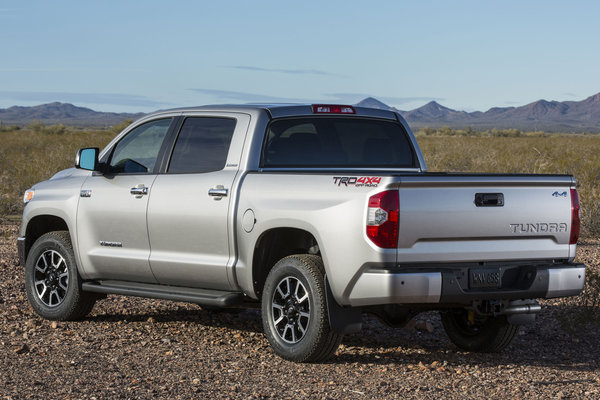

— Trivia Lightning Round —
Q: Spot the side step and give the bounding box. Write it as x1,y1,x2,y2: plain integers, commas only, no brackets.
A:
82,280,244,307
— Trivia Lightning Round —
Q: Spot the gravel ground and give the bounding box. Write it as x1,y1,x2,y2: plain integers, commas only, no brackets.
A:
1,222,599,399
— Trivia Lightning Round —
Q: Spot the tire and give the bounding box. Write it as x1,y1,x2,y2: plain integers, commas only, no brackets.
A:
25,231,96,321
261,254,343,362
441,309,520,352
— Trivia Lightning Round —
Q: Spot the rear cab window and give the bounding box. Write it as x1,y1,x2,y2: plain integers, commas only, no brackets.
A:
167,117,237,174
261,117,417,168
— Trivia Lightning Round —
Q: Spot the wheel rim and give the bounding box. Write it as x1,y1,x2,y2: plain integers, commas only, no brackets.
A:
271,276,311,344
33,250,69,307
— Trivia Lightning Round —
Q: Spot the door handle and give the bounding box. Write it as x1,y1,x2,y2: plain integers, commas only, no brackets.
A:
475,193,504,207
208,187,228,198
130,186,149,196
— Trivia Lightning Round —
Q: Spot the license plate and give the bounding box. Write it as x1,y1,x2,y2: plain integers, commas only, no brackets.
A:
469,268,502,289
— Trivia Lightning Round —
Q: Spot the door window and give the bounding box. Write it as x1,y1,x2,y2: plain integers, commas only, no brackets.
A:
168,117,237,174
108,118,172,174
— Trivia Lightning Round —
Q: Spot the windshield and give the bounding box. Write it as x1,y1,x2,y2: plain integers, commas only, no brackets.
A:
262,117,417,168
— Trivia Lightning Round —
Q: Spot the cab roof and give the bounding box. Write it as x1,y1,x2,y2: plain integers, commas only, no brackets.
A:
148,103,399,120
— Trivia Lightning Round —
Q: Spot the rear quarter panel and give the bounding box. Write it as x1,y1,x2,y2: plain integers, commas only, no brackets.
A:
235,173,398,303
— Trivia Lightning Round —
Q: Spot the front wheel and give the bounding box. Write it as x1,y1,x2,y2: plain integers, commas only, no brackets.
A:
441,310,519,352
261,254,343,362
25,231,97,321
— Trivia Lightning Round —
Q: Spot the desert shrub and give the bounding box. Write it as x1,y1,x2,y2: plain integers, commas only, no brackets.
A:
27,120,46,133
43,124,67,135
0,125,20,133
26,121,67,135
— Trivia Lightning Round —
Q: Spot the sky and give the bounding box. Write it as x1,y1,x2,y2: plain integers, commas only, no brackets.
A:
1,0,599,113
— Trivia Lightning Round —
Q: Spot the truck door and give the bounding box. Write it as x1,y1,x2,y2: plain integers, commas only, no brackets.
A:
147,114,250,290
76,118,174,282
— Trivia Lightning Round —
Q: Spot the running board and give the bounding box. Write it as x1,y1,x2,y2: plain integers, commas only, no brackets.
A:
82,280,244,307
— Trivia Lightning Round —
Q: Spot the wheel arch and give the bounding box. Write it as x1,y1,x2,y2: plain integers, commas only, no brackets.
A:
251,227,321,298
24,215,70,265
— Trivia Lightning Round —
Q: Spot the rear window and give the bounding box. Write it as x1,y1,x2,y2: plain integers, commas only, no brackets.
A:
262,117,416,168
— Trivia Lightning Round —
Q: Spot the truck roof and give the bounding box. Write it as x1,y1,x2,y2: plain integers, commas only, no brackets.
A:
147,103,400,120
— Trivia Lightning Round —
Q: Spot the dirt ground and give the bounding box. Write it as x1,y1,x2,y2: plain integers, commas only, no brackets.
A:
1,222,598,399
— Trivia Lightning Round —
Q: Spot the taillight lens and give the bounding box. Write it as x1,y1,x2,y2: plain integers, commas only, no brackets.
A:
570,188,580,245
367,190,399,248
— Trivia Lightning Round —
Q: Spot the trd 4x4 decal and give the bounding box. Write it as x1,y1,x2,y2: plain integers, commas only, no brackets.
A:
333,176,381,187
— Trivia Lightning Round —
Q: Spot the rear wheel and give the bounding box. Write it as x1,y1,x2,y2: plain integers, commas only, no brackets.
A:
441,309,519,352
261,254,343,362
25,231,97,320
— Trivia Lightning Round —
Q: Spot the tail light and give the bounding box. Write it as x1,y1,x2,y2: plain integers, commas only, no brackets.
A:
312,104,356,114
367,190,399,248
570,188,580,245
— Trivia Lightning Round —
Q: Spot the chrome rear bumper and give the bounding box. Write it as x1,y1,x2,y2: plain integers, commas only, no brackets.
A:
348,263,586,306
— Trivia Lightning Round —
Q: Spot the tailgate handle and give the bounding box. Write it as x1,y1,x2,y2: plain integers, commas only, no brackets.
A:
475,193,504,207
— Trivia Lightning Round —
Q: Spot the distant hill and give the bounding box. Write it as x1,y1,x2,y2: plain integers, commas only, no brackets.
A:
0,102,145,128
3,93,600,132
356,93,600,132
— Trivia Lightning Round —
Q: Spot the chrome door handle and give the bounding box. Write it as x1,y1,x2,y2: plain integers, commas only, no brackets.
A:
130,186,149,196
208,188,228,197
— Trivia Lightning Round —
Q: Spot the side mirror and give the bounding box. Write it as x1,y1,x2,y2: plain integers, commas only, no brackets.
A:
75,148,99,171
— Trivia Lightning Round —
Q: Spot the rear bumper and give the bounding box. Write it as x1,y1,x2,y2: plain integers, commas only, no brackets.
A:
347,262,586,306
17,236,26,266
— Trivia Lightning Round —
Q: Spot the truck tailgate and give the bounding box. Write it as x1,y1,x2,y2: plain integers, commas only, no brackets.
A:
396,174,577,263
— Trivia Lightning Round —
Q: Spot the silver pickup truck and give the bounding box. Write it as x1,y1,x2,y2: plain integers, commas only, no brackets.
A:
18,104,586,362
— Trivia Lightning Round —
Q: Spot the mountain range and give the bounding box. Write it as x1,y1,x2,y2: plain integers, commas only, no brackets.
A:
1,93,600,132
0,102,144,128
358,93,600,132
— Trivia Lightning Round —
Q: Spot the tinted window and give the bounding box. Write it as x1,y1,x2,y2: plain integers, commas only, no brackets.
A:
168,117,236,174
108,119,172,174
262,117,416,168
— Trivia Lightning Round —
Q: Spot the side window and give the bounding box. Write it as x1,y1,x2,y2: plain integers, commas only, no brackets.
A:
108,119,172,174
168,117,236,174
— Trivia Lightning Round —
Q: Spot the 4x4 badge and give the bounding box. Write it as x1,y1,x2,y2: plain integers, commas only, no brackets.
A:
552,191,567,197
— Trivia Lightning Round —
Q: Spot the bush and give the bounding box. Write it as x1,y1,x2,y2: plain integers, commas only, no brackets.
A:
27,121,67,135
0,125,20,133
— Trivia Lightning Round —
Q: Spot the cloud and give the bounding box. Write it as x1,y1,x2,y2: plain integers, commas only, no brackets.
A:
324,92,444,105
190,88,444,108
561,92,578,98
189,88,310,103
224,65,344,77
0,91,168,108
